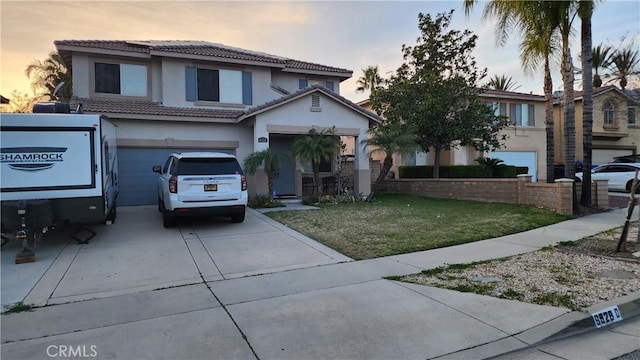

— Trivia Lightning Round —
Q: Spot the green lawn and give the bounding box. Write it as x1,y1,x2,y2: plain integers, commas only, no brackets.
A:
266,194,571,260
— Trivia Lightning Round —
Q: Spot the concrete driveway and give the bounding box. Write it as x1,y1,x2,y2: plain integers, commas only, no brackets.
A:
1,205,350,308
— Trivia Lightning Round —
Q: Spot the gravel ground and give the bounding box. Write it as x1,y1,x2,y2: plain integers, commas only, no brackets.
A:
402,224,640,311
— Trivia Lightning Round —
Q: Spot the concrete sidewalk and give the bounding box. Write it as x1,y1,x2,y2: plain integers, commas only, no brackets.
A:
2,207,639,359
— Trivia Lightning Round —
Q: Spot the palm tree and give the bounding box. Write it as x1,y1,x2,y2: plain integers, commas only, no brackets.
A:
579,1,594,207
290,128,341,195
609,46,640,90
355,66,383,94
25,51,72,102
486,74,521,91
518,3,560,184
360,120,417,198
592,44,612,87
243,148,288,198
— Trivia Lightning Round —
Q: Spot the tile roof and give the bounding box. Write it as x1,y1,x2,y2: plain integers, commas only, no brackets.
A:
481,89,545,100
241,84,383,122
70,98,243,119
55,40,351,76
573,85,639,102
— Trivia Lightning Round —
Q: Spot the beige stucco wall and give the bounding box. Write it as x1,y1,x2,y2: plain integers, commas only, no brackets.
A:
554,90,639,165
270,71,342,95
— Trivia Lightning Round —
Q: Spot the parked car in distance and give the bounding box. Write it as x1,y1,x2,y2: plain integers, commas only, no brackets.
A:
609,155,640,164
152,152,248,228
575,163,640,192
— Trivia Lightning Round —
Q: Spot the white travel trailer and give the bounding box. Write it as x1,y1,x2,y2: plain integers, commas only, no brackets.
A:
0,109,118,260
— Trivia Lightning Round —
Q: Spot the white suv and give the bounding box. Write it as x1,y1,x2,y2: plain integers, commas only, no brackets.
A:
152,152,248,228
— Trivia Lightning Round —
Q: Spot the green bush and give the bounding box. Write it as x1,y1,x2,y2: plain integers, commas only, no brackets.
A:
516,166,529,176
302,195,319,205
248,195,285,209
494,165,517,178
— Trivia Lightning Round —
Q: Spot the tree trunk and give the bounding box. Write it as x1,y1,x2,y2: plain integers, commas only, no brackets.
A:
562,45,576,181
267,171,275,197
544,57,555,183
312,162,322,196
580,11,593,207
372,155,393,193
433,146,442,179
593,73,602,87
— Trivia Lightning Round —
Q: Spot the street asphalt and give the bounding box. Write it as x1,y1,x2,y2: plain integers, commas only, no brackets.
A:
1,203,638,359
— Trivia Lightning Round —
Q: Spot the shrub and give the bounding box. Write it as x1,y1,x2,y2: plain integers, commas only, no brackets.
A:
248,195,285,209
302,195,319,205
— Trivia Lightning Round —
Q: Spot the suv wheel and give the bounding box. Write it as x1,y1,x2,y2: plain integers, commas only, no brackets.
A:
162,210,176,228
230,212,245,223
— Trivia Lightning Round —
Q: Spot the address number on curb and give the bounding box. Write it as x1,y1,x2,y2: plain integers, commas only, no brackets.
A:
591,305,623,328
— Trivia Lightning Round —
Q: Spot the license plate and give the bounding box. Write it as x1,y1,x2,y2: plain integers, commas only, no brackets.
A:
204,184,218,191
591,305,623,328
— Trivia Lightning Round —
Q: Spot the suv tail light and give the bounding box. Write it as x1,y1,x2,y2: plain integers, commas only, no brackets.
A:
169,176,178,193
241,175,247,191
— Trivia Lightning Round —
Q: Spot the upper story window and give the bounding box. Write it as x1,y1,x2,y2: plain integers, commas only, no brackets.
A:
299,79,335,92
186,66,252,105
486,102,506,116
604,100,615,125
94,62,147,97
628,106,637,126
509,103,535,126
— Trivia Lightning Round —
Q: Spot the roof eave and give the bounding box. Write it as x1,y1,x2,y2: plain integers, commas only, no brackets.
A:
150,50,287,69
55,45,150,59
83,112,239,123
280,68,352,79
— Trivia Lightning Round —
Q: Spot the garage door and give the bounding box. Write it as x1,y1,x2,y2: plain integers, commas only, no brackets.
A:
489,151,537,182
592,149,634,166
117,148,235,206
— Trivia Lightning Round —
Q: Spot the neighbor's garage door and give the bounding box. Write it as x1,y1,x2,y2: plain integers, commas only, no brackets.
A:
117,148,234,206
592,149,633,166
489,151,537,182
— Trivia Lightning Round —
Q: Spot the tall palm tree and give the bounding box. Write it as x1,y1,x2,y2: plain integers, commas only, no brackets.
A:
609,46,640,90
360,120,417,198
290,128,341,195
486,74,521,91
579,0,594,207
355,65,383,94
25,51,72,101
592,44,612,87
518,2,560,184
243,148,288,198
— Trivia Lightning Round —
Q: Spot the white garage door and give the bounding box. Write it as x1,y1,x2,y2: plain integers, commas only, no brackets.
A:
489,151,537,181
592,149,634,166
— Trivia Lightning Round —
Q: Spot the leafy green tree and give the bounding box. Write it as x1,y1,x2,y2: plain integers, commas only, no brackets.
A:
485,74,520,91
361,120,417,197
355,65,383,94
371,10,509,179
0,90,40,113
290,128,341,195
243,148,288,197
25,51,72,102
592,44,613,87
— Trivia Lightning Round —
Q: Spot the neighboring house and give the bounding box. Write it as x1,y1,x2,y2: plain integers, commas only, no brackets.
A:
55,40,381,205
553,85,640,166
358,89,547,181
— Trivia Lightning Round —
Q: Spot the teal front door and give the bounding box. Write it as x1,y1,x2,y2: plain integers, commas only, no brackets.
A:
270,135,295,196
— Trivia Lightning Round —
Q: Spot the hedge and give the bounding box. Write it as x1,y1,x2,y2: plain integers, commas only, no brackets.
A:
399,165,528,179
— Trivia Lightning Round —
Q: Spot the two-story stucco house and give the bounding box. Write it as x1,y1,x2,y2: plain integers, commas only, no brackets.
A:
359,89,548,181
553,85,640,166
54,40,381,206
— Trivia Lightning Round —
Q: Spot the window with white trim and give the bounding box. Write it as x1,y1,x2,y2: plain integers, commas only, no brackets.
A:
509,103,535,126
604,101,615,125
186,66,252,105
628,106,637,126
94,62,148,96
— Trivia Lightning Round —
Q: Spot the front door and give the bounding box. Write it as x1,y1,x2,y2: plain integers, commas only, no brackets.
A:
269,135,295,196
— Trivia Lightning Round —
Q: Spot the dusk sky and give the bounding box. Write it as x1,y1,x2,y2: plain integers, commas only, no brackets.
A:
1,1,639,103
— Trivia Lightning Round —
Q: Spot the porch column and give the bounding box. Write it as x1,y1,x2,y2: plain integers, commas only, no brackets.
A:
354,128,371,195
249,121,270,196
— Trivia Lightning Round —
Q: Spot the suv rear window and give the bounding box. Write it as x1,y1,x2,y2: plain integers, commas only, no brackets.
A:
175,158,243,175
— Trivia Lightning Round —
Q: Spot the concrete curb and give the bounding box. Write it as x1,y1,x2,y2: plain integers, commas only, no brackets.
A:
487,291,640,359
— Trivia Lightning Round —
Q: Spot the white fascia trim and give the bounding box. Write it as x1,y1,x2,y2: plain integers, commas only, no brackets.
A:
55,45,150,59
149,50,286,69
281,68,352,79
